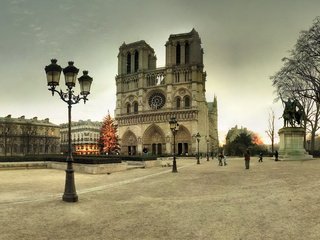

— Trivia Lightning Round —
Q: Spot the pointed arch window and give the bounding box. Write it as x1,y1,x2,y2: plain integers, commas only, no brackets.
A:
126,52,131,74
134,50,139,72
133,101,138,114
176,42,181,65
185,42,190,64
176,97,181,109
126,103,131,114
184,96,191,108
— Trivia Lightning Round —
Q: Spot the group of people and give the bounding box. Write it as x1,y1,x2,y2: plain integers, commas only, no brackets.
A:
216,150,279,170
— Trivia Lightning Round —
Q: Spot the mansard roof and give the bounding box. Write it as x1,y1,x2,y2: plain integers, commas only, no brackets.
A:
0,114,57,126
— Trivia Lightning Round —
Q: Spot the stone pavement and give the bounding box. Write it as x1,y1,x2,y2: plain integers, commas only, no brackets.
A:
1,157,320,240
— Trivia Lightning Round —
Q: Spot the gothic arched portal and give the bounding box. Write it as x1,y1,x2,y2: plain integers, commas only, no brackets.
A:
175,125,192,155
121,130,138,155
142,124,165,155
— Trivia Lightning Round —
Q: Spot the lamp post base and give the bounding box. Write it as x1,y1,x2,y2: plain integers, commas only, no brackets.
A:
62,169,78,202
172,157,178,173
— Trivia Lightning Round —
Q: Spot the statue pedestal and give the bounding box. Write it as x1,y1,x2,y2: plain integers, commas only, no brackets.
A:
278,127,312,160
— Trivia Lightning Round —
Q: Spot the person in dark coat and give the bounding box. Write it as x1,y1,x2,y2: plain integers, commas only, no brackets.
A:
244,149,250,169
218,152,223,166
258,152,263,162
275,150,279,161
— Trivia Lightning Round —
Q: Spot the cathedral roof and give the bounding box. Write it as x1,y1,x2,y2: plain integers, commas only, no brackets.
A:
168,28,200,41
119,40,154,53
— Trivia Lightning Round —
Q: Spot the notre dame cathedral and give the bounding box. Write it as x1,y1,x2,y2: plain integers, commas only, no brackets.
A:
114,29,218,156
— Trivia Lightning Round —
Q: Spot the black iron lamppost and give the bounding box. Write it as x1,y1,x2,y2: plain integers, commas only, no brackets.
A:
169,116,179,173
206,137,210,161
196,132,201,164
45,59,93,203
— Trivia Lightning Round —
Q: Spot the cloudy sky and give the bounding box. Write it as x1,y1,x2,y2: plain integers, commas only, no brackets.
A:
1,0,319,144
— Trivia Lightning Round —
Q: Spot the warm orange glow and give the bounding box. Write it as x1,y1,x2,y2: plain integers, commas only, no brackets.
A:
252,133,264,145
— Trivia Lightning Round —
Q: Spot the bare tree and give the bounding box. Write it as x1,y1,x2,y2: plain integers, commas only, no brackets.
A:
266,108,275,154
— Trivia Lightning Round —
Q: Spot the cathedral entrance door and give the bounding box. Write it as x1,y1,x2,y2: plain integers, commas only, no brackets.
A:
177,143,189,155
151,143,162,155
128,146,136,155
184,143,188,155
157,143,162,155
178,143,183,155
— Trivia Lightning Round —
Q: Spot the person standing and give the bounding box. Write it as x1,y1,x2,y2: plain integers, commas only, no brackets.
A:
218,152,223,166
258,152,263,162
275,150,279,161
244,149,250,169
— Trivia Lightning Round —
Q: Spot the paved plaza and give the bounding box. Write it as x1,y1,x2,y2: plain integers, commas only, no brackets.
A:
1,157,320,240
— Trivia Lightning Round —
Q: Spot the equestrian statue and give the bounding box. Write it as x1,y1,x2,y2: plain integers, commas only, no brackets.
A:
281,98,304,127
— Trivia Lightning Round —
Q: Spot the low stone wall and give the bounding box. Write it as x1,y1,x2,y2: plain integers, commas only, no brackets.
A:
47,162,128,174
0,159,160,174
0,161,47,170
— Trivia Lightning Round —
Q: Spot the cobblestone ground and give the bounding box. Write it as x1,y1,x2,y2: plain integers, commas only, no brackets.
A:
1,157,320,240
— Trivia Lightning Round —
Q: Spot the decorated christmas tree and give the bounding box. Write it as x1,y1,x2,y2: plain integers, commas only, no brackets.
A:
99,111,120,154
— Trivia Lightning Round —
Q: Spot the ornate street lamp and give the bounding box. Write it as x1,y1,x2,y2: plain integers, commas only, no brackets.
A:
45,59,93,202
169,116,179,173
195,132,201,164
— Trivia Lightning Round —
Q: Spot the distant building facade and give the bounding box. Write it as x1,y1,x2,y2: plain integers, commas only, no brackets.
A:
0,115,60,156
114,29,218,155
60,120,102,155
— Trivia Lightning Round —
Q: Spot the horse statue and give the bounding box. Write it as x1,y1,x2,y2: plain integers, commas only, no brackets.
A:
281,98,304,127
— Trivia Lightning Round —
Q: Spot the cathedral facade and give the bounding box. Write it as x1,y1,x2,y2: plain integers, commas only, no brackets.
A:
114,29,218,156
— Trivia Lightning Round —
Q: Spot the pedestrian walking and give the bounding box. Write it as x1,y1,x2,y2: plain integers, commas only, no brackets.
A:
218,152,223,166
223,155,227,166
244,149,250,169
275,150,279,161
258,152,263,162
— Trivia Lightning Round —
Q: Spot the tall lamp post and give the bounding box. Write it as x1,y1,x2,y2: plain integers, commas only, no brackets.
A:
45,59,93,202
169,116,179,173
196,132,201,164
206,137,210,161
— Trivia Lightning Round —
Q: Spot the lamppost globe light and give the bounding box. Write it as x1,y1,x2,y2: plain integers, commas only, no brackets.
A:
63,61,79,88
169,116,177,130
45,59,62,88
78,70,93,96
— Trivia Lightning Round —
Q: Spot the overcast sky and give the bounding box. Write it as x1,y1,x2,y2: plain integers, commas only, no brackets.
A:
1,0,319,144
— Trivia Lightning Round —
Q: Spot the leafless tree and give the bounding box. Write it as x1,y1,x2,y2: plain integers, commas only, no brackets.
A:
266,108,275,154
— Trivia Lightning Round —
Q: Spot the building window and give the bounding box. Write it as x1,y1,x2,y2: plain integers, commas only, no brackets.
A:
176,97,181,109
176,42,181,65
133,101,138,114
175,72,180,83
184,96,191,108
185,42,190,64
126,52,131,74
148,54,152,69
134,50,139,72
127,103,131,114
